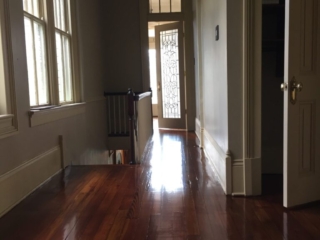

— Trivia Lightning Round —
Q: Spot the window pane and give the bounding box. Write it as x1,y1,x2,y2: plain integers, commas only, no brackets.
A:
149,0,160,13
24,17,37,106
33,21,48,105
171,0,181,12
63,36,73,102
54,0,66,31
53,0,59,29
160,29,181,118
32,0,40,17
160,0,170,13
23,0,40,17
23,0,32,14
59,0,66,31
55,32,65,102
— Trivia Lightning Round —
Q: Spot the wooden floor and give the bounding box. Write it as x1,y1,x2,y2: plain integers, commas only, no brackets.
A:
0,130,320,239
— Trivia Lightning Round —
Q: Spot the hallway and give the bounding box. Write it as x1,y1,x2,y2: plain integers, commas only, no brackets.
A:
0,129,319,239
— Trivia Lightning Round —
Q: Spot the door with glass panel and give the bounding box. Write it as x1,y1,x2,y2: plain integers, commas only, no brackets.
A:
155,22,186,129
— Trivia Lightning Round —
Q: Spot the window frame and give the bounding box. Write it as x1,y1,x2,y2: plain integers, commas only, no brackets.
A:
148,0,184,14
0,0,18,138
24,0,82,126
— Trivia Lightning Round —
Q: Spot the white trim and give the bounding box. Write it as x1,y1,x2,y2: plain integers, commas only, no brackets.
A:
195,0,204,147
243,0,262,196
0,114,17,138
29,102,85,127
232,159,245,195
244,157,261,195
0,114,13,129
0,146,62,217
203,128,232,194
0,0,18,139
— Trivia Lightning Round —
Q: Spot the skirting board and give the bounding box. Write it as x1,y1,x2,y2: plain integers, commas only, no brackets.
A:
203,129,232,194
244,157,261,196
0,146,62,217
138,134,153,164
232,159,244,195
195,118,201,144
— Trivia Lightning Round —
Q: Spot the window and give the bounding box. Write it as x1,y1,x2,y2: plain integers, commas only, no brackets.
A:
149,0,182,13
0,0,18,137
23,0,80,108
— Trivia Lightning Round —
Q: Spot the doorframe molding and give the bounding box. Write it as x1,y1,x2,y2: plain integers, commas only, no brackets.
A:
138,0,196,131
243,0,262,195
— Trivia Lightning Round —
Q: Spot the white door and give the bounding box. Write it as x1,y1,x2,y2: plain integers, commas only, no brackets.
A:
155,22,186,129
284,0,320,208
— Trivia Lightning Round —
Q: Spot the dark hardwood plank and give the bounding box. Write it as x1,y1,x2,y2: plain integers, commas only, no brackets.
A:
0,129,320,239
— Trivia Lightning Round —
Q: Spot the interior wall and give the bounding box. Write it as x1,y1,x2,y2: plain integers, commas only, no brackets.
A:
103,0,143,92
0,0,108,177
201,0,229,153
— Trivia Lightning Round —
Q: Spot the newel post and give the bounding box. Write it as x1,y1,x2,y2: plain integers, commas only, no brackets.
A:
127,88,136,164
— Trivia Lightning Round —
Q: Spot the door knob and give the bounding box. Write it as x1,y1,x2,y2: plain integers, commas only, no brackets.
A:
290,77,303,105
158,83,161,91
281,83,288,91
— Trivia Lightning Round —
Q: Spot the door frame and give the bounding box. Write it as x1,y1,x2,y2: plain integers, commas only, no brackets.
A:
243,0,262,196
138,0,196,131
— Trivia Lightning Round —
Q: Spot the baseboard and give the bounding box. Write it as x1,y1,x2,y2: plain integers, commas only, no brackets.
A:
244,157,261,196
231,158,262,196
232,159,244,195
195,118,201,141
203,129,232,194
0,146,62,217
139,134,153,164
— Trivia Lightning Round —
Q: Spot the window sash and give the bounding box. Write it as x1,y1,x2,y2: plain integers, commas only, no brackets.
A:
55,30,73,104
24,13,49,106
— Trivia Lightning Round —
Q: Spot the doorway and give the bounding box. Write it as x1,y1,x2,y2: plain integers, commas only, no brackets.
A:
261,1,285,196
148,21,186,130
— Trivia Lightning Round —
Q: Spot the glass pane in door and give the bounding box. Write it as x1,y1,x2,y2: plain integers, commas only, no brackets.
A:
159,29,181,119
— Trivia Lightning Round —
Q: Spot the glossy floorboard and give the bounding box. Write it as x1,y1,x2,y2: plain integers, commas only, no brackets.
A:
0,130,320,239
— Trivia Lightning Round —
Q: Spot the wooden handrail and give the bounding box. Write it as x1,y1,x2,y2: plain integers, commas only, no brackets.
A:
134,91,152,101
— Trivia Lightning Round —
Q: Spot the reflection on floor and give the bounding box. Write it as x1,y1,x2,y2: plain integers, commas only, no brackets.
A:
0,129,319,239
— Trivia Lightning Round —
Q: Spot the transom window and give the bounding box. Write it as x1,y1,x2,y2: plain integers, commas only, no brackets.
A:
149,0,182,13
23,0,79,107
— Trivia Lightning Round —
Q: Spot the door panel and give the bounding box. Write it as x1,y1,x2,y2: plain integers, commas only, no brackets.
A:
155,22,186,129
284,0,320,207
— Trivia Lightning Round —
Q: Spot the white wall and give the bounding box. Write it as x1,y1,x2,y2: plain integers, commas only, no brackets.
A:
0,0,108,177
201,0,229,153
194,0,248,194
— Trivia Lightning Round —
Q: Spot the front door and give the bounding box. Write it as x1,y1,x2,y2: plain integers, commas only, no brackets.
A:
155,22,186,129
284,0,320,208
